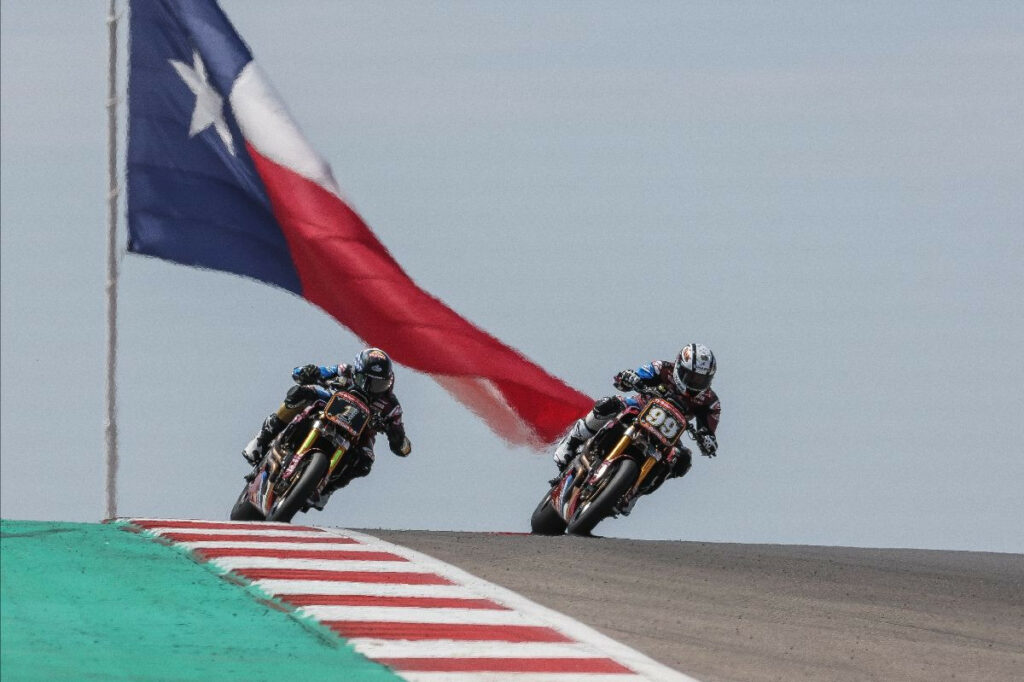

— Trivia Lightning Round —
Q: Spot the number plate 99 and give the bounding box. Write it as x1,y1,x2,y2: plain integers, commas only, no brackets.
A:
637,399,686,445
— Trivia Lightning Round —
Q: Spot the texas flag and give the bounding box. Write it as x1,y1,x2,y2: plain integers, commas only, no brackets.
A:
127,0,592,446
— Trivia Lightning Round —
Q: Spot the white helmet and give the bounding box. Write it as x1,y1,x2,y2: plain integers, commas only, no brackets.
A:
673,343,716,395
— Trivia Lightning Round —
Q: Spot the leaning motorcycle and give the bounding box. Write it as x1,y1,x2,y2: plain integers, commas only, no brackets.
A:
230,384,376,523
531,385,698,536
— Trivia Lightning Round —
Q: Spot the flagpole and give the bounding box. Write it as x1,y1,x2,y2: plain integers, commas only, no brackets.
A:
104,0,120,520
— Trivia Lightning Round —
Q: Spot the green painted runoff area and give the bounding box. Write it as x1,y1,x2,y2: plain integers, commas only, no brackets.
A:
0,520,402,681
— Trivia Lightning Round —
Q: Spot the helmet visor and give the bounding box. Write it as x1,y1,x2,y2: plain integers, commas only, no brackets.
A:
358,373,393,395
676,366,712,392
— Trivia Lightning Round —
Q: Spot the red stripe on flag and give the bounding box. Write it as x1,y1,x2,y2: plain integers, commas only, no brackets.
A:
324,622,572,642
248,147,593,446
130,520,315,532
162,532,356,544
235,568,452,585
378,657,633,674
195,547,405,561
278,594,508,610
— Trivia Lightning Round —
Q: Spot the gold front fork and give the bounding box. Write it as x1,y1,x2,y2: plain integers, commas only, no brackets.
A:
296,428,319,455
630,455,658,496
601,427,656,496
603,430,634,464
327,447,347,477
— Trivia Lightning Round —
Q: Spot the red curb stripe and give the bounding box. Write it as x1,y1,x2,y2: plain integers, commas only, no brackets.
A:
235,568,453,585
378,656,633,673
279,594,509,610
161,532,357,544
324,622,572,642
195,547,406,561
131,520,316,531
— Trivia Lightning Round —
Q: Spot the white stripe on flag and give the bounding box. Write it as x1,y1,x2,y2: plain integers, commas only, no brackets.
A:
230,61,341,197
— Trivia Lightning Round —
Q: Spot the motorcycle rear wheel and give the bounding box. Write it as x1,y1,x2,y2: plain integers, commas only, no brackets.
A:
566,459,638,536
266,450,330,523
530,491,568,535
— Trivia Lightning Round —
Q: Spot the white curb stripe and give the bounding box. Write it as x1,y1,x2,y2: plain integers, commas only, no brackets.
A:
349,640,615,659
393,671,643,675
128,519,317,529
126,520,697,681
178,541,387,551
204,557,425,572
333,529,696,682
296,605,537,625
142,527,329,538
252,581,487,598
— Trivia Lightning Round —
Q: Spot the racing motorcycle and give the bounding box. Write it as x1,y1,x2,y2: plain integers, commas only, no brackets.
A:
230,383,378,523
531,385,698,536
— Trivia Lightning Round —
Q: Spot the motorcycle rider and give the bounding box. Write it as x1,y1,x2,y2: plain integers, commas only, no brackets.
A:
553,343,721,507
242,347,411,509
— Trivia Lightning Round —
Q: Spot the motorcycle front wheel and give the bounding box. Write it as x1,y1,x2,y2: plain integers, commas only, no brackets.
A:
566,459,638,536
229,486,265,521
530,491,568,535
266,450,330,523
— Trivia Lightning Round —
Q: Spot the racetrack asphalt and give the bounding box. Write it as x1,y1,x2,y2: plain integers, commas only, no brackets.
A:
366,530,1024,681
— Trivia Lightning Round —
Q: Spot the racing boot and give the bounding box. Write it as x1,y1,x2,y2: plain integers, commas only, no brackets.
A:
615,495,639,517
306,486,336,512
307,453,372,510
552,418,594,472
242,414,285,465
553,396,626,471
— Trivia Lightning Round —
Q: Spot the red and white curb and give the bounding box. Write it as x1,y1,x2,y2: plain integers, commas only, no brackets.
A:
124,519,697,681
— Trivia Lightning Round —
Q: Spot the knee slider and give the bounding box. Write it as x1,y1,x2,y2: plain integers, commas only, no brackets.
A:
284,384,316,408
584,396,624,433
593,396,625,418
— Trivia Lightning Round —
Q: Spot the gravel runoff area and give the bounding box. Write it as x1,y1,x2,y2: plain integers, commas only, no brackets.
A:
367,530,1024,682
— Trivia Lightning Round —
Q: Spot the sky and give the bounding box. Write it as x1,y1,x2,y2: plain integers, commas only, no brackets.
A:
2,1,1022,553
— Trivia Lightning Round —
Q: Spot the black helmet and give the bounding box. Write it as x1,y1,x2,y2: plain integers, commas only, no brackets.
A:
673,343,716,395
352,347,394,395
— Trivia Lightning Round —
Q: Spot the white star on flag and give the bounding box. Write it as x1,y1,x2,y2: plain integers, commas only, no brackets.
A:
169,50,236,156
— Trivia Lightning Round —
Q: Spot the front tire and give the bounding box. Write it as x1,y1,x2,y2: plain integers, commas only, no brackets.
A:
266,451,330,523
230,487,265,521
531,492,567,535
566,459,638,536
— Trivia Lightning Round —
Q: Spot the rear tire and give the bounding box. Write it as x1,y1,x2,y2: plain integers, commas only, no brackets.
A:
530,492,567,535
266,450,330,523
566,459,638,537
229,487,265,521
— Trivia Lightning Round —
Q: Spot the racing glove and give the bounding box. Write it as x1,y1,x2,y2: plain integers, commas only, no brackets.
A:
295,364,321,385
389,435,412,457
696,429,718,458
613,370,641,392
